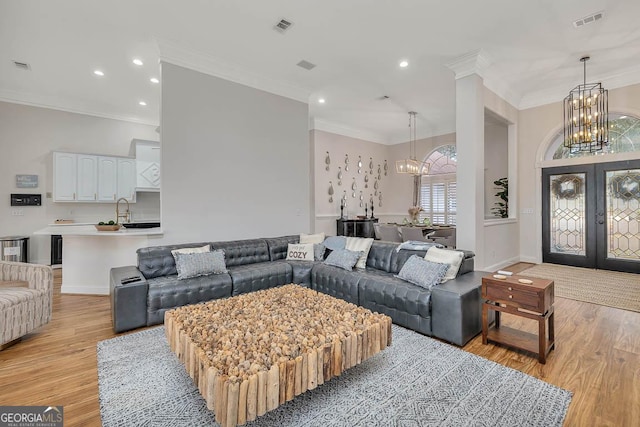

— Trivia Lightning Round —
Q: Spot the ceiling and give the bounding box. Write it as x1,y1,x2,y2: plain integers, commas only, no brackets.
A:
2,0,640,144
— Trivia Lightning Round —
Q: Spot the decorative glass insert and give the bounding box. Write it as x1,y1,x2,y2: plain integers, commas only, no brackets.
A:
546,114,640,160
549,173,586,255
606,169,640,260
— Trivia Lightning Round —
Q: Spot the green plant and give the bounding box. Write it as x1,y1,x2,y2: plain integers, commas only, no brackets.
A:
491,177,508,218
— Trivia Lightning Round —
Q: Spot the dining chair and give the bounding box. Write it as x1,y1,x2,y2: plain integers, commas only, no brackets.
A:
399,226,428,242
427,227,456,248
377,224,402,242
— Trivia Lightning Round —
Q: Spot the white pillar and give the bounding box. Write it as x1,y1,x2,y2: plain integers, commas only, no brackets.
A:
447,51,490,268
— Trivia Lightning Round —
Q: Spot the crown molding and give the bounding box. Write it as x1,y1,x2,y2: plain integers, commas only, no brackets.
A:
518,64,640,110
157,39,311,104
310,118,390,145
0,88,159,126
445,49,492,79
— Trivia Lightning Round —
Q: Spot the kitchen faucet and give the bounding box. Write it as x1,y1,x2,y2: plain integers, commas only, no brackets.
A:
116,198,131,224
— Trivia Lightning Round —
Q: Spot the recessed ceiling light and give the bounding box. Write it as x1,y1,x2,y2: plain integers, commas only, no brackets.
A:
399,60,409,68
133,58,143,66
150,77,159,84
318,98,326,104
139,101,147,106
93,70,104,76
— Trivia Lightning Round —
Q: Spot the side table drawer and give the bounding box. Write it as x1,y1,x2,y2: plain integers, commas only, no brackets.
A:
484,282,542,313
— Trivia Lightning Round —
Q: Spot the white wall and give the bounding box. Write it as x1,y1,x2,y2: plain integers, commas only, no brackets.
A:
160,62,310,243
484,122,508,218
518,82,640,263
0,101,159,264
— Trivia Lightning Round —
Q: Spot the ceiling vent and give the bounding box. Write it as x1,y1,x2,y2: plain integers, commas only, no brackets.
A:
378,95,390,100
573,11,604,28
274,18,293,34
13,60,31,70
296,60,316,70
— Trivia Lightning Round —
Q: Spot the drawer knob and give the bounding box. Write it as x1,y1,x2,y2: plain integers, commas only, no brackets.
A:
508,295,513,299
508,287,512,291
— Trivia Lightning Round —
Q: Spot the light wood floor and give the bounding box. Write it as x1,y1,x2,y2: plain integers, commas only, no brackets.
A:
1,265,639,426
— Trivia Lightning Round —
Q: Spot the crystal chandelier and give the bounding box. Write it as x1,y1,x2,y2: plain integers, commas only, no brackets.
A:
563,56,609,153
396,111,429,175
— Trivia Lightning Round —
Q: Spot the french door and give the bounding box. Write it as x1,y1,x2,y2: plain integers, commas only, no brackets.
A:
542,160,640,273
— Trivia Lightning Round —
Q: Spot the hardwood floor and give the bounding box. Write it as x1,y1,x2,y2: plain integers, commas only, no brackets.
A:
1,265,639,426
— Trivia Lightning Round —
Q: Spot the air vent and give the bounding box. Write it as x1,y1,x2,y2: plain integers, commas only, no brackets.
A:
573,11,604,28
274,18,293,34
379,95,390,100
296,60,316,70
13,60,31,70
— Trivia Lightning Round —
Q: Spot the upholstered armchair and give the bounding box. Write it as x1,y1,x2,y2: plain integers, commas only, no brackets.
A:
0,261,53,348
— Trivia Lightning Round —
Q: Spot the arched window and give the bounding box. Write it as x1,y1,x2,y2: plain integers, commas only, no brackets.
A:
420,145,457,225
545,113,640,160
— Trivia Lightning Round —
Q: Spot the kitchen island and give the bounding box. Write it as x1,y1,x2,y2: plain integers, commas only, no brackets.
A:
34,225,163,295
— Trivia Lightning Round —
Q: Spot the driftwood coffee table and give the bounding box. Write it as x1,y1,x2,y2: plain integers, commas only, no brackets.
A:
165,284,392,427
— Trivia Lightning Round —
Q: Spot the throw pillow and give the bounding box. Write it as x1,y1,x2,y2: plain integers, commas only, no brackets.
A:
424,247,464,283
300,232,326,244
313,243,326,261
323,235,347,251
171,244,210,257
345,237,374,269
173,249,228,280
395,255,449,290
285,243,315,262
323,248,363,271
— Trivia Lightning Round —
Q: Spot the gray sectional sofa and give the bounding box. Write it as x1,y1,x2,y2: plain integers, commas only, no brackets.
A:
110,235,489,346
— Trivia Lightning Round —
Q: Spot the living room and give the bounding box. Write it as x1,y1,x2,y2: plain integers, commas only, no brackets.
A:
1,1,640,426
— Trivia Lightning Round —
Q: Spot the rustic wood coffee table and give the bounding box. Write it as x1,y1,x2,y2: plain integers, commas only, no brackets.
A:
165,284,392,427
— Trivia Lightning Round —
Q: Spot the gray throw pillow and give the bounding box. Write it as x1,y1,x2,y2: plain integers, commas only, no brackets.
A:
323,248,363,271
323,235,347,251
173,249,228,280
395,255,449,290
313,243,327,261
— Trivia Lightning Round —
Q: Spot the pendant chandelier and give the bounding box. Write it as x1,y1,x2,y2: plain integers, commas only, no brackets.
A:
396,111,429,175
563,56,609,153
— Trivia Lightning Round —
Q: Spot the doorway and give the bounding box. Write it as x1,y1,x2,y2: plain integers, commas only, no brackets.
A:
542,159,640,273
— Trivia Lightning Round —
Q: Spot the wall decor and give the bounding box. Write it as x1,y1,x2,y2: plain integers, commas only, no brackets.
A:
359,191,364,207
351,178,357,197
384,160,388,176
328,181,334,203
364,174,369,188
357,156,363,174
325,152,331,171
374,179,379,195
379,191,383,207
342,190,348,207
369,158,374,175
378,165,382,180
345,154,350,171
337,167,343,185
16,174,38,188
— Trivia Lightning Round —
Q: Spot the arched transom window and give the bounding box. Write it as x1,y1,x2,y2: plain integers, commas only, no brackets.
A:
420,145,457,225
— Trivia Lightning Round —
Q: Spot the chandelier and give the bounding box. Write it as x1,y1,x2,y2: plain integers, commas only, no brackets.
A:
563,56,609,153
396,111,429,175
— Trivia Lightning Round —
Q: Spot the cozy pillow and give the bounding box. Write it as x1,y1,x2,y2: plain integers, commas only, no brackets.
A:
345,237,374,269
323,235,347,251
424,247,464,283
300,232,326,244
285,243,315,262
323,248,363,271
313,243,326,261
173,249,227,280
171,244,210,257
396,255,449,290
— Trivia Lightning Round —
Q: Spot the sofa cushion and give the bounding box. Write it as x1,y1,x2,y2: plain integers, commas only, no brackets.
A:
211,239,270,267
137,242,211,279
323,236,346,251
310,262,361,305
323,249,362,271
174,250,228,280
424,247,464,282
146,273,233,325
170,244,210,256
345,237,374,269
285,243,314,262
300,232,325,244
396,255,449,290
228,261,292,296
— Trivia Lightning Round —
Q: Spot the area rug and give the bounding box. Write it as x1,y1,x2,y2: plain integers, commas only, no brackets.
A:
97,326,571,427
520,263,640,313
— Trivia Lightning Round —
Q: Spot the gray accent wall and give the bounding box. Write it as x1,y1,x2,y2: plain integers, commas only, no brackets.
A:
160,62,310,243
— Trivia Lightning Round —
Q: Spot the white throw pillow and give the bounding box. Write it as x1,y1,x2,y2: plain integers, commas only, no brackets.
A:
300,232,326,244
285,243,315,262
424,247,464,283
345,237,374,269
171,244,210,257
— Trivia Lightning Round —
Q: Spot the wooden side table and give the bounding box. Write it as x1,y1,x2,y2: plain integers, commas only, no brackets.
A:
482,274,555,363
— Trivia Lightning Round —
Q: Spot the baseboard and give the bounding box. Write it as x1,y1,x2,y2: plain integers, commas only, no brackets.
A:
61,285,109,296
482,256,521,272
519,255,539,264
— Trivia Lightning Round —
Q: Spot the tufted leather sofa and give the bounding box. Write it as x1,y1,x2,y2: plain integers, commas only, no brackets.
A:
110,235,488,346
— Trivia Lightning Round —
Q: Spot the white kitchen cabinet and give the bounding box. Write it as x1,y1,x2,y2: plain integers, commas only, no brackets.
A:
53,152,77,201
76,154,98,201
134,141,160,191
97,156,117,202
117,158,137,202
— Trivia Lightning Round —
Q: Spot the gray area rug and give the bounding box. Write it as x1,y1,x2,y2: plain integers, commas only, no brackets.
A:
98,326,572,426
